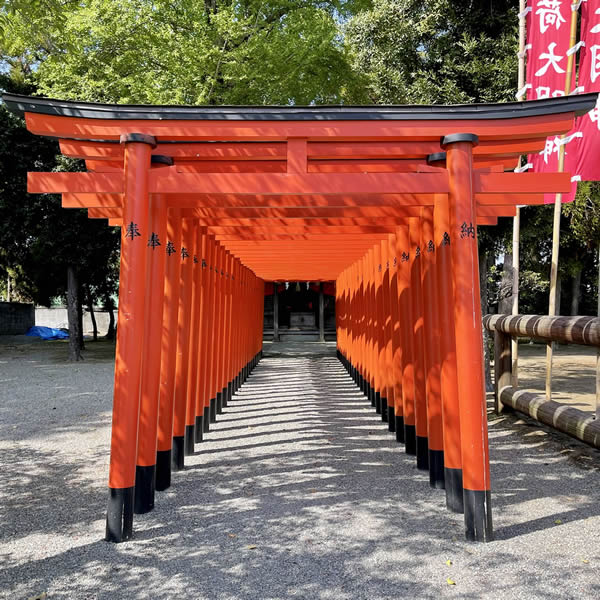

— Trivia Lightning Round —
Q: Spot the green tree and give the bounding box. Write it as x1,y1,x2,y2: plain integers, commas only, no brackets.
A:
517,186,600,316
3,0,370,105
0,75,120,358
345,0,518,104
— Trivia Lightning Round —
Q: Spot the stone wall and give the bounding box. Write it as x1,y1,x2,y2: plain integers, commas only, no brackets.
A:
35,306,112,336
0,302,35,335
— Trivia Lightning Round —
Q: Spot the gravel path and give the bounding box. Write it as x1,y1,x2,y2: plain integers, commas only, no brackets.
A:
1,338,599,599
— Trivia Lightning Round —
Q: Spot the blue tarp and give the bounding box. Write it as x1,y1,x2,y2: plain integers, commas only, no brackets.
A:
25,326,69,340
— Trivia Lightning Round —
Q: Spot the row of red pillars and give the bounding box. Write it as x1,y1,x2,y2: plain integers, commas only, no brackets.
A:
106,134,264,542
335,134,493,542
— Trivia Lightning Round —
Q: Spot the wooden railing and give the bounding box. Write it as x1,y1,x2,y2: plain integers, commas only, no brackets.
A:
483,314,600,449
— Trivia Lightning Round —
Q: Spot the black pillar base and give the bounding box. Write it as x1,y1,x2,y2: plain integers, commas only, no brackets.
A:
381,397,388,422
375,391,381,413
464,489,493,542
416,436,429,471
184,425,195,456
106,486,134,543
221,384,229,408
195,415,204,443
210,397,217,422
395,416,404,443
369,386,376,407
172,435,185,471
388,407,396,432
404,424,416,455
203,406,211,432
155,449,171,491
216,392,223,414
228,381,234,403
133,465,155,515
444,467,464,514
429,450,445,489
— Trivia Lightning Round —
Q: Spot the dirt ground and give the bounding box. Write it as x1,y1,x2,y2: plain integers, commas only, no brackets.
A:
512,343,599,415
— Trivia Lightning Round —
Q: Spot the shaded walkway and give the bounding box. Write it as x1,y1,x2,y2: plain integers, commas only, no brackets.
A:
1,340,600,599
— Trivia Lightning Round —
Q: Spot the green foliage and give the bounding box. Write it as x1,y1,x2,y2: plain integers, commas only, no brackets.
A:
0,90,120,306
2,0,370,105
345,0,518,104
563,181,600,250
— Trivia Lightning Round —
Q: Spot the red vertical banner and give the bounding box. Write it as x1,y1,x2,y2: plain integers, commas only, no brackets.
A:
525,0,573,173
565,0,600,182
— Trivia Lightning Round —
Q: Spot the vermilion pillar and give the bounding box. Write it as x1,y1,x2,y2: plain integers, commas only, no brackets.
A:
356,262,364,393
134,193,168,514
184,226,204,455
395,226,416,455
421,207,445,489
225,254,235,406
172,218,195,470
409,217,429,471
359,257,367,398
206,242,219,424
381,239,393,424
106,133,155,543
433,190,464,513
215,246,226,415
203,238,217,430
222,252,234,408
195,234,211,442
389,234,404,439
156,210,182,491
443,133,493,542
373,242,384,415
367,249,376,407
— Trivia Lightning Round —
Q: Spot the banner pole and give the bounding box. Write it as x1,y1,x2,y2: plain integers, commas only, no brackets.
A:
512,0,528,387
545,0,580,401
596,242,600,420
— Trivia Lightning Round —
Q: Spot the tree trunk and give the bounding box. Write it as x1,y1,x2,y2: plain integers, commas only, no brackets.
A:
6,274,11,302
479,245,493,392
86,286,98,341
77,285,85,350
66,266,83,362
104,295,116,341
570,266,582,316
499,251,513,314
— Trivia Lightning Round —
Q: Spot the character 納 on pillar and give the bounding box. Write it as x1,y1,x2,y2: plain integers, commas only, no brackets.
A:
442,133,493,543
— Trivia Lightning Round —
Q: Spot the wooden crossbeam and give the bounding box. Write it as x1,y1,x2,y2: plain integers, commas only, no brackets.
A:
60,138,545,162
61,191,546,209
31,170,571,197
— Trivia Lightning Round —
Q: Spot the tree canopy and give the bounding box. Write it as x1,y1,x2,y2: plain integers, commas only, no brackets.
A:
344,0,518,104
3,0,371,105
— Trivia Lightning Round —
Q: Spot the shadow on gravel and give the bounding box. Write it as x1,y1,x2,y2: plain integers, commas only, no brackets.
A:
3,344,600,599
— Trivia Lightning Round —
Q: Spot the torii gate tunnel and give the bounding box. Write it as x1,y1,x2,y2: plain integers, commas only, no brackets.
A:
5,92,597,544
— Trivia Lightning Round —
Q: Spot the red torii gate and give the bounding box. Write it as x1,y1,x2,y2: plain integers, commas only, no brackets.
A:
5,92,596,544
